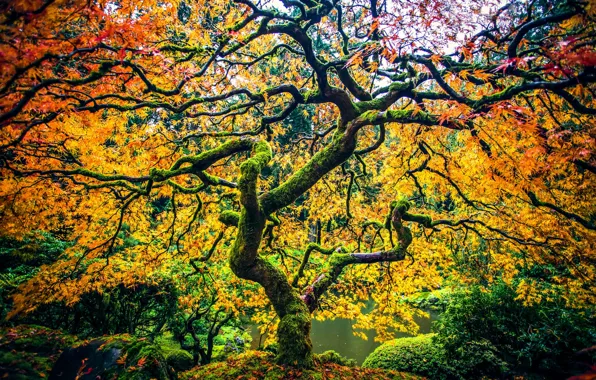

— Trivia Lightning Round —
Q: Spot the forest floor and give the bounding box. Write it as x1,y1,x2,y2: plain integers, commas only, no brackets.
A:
0,325,421,380
180,350,421,380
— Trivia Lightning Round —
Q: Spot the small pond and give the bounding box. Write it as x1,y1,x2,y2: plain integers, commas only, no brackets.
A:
250,309,441,364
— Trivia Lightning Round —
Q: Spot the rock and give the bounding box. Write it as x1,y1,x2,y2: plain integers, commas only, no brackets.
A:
166,349,194,371
49,339,120,379
0,325,80,379
50,337,172,380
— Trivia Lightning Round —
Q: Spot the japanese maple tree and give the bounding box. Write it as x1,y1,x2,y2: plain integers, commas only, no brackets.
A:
1,0,595,367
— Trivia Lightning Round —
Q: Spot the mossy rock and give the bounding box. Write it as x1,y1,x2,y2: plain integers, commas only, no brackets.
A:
315,350,356,367
99,337,171,380
166,349,194,371
50,335,172,380
0,325,80,379
50,339,121,380
362,334,456,379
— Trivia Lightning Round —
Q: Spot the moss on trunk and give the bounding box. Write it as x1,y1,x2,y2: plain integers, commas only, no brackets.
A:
226,140,315,368
277,301,314,368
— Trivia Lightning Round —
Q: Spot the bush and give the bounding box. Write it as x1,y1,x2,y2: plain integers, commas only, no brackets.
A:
434,282,596,377
363,334,454,379
362,334,504,379
406,289,451,311
444,339,508,378
166,349,194,371
263,342,278,354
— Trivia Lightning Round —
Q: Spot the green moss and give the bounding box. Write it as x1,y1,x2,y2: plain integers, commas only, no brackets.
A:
403,213,432,227
238,141,272,196
385,109,435,125
315,350,356,367
179,350,421,380
219,210,240,226
0,325,81,379
303,89,320,102
241,141,272,172
475,84,518,107
268,213,281,226
328,252,352,268
260,136,353,214
102,338,170,380
276,303,314,368
155,333,183,355
150,167,177,181
166,349,194,371
354,99,383,114
395,198,411,213
388,81,409,92
166,138,256,176
361,220,384,229
360,110,379,122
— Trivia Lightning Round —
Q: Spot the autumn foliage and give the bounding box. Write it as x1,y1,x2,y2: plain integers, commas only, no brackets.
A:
0,0,595,367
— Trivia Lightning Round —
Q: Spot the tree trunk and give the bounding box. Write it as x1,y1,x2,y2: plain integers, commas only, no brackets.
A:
226,140,318,368
230,253,314,367
276,294,313,368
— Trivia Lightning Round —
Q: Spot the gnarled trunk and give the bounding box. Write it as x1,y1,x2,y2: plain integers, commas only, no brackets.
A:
276,297,313,367
230,254,314,367
226,140,314,367
226,131,360,367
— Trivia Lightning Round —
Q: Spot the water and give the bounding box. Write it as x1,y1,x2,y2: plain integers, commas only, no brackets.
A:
250,309,441,364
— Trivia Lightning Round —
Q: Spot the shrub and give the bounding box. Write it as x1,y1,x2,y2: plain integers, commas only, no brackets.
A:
434,282,596,377
263,342,278,354
362,334,505,379
362,334,455,379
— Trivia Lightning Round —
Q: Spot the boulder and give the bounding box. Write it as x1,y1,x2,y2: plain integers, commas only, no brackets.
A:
50,337,171,380
49,339,120,379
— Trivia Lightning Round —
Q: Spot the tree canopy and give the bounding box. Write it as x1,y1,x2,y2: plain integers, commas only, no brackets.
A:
1,0,595,367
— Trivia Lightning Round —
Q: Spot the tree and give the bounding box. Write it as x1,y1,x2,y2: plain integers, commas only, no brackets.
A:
1,0,595,368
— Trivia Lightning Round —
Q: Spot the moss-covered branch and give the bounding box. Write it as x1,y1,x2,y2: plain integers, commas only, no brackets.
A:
260,133,356,214
291,243,339,287
302,199,413,312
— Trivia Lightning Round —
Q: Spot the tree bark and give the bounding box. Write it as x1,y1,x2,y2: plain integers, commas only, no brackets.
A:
227,140,315,367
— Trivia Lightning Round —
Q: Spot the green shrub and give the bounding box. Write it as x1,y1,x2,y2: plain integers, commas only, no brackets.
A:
362,334,504,379
166,349,194,371
434,282,596,377
443,339,508,378
263,342,278,354
406,289,451,311
363,334,455,379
